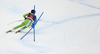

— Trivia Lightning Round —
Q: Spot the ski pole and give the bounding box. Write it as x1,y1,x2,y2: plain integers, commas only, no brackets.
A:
7,20,23,25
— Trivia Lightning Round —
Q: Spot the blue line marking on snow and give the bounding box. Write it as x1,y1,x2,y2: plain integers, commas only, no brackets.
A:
69,0,100,10
36,13,100,31
77,2,100,9
58,13,100,24
35,13,100,32
39,19,59,24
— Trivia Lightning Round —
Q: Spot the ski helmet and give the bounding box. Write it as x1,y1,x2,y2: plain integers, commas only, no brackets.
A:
31,10,36,14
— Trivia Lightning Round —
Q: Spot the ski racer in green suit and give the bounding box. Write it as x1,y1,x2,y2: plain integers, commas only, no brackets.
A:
6,10,37,33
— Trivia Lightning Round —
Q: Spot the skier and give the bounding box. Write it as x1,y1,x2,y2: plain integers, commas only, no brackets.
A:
6,9,37,33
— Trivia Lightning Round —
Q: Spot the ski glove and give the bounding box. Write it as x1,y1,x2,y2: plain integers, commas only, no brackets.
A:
25,18,27,20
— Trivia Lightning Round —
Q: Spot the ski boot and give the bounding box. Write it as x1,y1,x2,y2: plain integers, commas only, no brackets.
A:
6,30,12,33
15,30,21,33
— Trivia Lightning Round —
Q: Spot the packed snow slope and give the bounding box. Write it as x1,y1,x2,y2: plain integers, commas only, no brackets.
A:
0,0,100,54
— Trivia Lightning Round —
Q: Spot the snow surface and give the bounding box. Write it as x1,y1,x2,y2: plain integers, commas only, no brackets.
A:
0,0,100,54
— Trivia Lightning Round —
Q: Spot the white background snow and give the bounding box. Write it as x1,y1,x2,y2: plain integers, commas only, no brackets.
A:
0,0,100,54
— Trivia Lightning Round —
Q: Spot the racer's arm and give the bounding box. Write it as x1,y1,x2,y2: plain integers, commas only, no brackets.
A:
23,12,29,19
